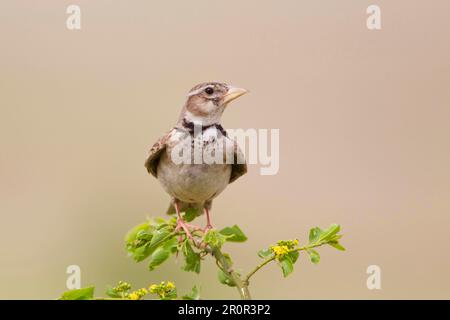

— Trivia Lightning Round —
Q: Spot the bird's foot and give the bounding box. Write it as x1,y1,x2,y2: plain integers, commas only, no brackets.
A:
175,219,201,244
196,225,214,250
203,224,213,234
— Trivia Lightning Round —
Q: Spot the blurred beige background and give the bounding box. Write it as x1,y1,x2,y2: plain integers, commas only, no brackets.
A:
1,0,449,299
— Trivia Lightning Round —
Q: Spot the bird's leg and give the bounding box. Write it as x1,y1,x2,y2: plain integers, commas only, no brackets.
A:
174,201,196,242
203,207,213,233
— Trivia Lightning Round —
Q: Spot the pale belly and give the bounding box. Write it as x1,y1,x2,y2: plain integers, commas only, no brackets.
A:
157,151,232,203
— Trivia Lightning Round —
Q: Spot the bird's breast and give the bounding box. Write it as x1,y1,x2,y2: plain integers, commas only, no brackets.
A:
156,130,232,203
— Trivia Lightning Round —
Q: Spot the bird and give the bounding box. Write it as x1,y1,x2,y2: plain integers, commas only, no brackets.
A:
145,82,248,239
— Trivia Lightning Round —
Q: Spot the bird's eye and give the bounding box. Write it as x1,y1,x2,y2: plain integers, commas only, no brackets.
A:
204,87,214,95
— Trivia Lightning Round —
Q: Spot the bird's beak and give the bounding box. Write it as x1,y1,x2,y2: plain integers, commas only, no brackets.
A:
222,87,248,105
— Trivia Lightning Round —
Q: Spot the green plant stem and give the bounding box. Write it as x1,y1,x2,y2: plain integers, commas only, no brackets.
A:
244,241,328,283
244,258,273,284
194,239,251,300
187,228,338,300
210,246,251,300
187,231,252,300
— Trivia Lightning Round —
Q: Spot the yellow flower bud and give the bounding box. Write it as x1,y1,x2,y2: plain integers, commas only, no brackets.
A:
149,284,158,293
128,293,139,300
271,245,290,258
166,282,175,290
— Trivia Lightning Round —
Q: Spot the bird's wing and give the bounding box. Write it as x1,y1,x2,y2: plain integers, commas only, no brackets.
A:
230,140,247,183
144,130,173,178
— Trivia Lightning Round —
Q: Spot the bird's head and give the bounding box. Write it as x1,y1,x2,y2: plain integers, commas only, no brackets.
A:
180,82,248,126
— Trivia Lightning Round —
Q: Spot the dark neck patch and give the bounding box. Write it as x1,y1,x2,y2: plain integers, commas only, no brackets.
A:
182,118,227,137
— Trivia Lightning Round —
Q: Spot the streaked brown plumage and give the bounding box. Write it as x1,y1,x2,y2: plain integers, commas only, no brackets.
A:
145,82,248,237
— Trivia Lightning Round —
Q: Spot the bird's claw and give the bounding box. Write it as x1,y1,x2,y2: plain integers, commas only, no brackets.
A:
203,225,213,234
174,219,215,249
175,220,202,244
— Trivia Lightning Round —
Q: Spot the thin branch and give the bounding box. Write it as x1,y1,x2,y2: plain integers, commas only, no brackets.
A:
244,257,275,283
191,240,251,300
244,241,329,284
210,246,251,300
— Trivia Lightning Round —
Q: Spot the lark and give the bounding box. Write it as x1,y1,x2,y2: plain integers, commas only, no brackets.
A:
145,82,248,239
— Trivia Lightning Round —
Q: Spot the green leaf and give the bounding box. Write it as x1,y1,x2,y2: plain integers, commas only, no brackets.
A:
219,225,247,242
60,286,95,300
182,241,201,273
131,243,153,262
183,208,199,222
135,229,152,242
148,237,178,270
148,228,173,252
105,287,122,299
182,286,200,300
154,217,167,224
307,249,320,264
125,222,151,244
218,269,236,287
222,253,234,265
279,256,294,277
288,250,300,264
257,248,273,258
163,236,179,253
332,234,343,241
148,247,171,271
162,290,177,300
204,230,227,249
319,224,340,242
308,227,323,244
125,222,154,256
329,241,346,251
